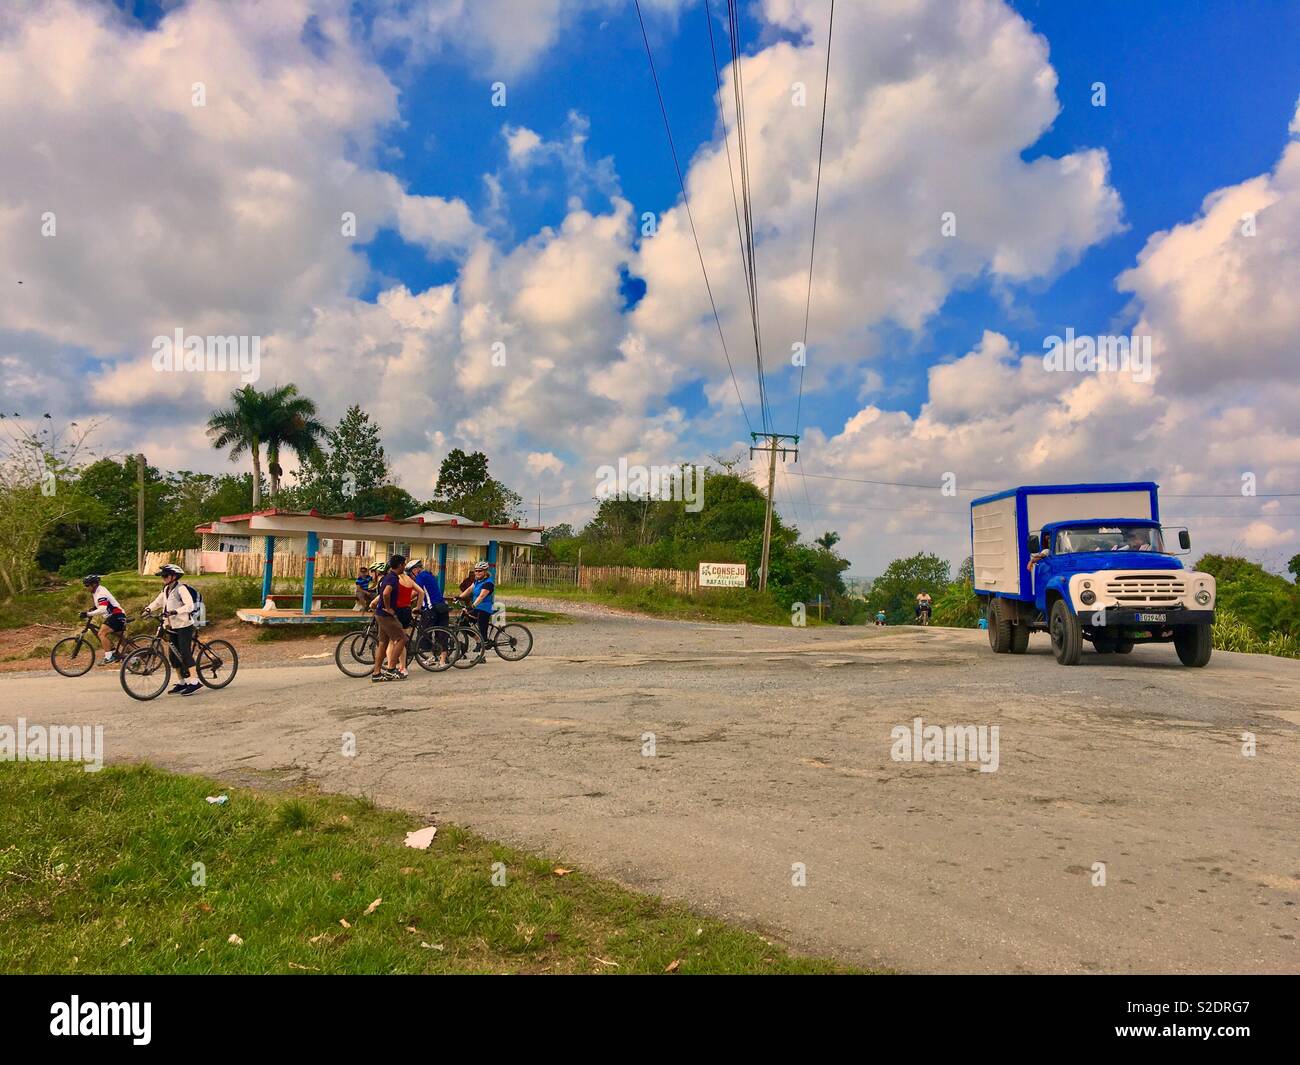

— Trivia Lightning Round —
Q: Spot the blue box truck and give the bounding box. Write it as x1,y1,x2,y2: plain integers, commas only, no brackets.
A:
970,482,1216,666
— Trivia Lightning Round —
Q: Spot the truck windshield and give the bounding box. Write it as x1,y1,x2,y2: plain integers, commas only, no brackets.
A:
1054,525,1166,554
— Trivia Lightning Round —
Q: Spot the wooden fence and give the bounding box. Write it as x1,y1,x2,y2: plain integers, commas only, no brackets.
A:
143,551,700,594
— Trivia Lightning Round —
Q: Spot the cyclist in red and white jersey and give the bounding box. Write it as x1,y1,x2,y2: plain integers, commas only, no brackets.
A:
82,574,127,664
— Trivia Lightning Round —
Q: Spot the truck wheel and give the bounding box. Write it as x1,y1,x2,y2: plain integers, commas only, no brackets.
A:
1010,622,1030,654
1174,624,1212,667
988,600,1012,653
1049,600,1082,665
1093,635,1115,654
1113,639,1135,654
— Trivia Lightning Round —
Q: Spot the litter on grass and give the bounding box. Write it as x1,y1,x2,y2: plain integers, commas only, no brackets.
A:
404,826,437,849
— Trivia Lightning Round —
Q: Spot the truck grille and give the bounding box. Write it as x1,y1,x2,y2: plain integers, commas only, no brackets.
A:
1105,573,1185,605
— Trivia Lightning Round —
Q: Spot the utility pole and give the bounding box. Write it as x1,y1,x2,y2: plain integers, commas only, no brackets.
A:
537,492,542,527
136,453,145,573
750,432,799,591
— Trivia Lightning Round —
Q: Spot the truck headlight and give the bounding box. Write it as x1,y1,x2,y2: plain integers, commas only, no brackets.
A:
1080,589,1096,606
1195,589,1211,605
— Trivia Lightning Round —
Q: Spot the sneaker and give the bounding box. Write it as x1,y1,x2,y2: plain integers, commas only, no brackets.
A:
168,683,188,694
103,653,116,665
181,682,203,696
395,669,409,680
370,671,391,682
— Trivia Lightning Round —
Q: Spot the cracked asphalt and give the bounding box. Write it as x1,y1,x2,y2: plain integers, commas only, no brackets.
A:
3,608,1297,974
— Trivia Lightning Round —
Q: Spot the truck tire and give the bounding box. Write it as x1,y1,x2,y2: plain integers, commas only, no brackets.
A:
1093,635,1116,654
1113,639,1135,654
988,599,1012,653
1010,622,1030,654
1049,599,1083,665
1174,624,1212,667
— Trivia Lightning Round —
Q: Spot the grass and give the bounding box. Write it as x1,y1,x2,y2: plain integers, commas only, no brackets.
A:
510,580,808,625
0,762,858,975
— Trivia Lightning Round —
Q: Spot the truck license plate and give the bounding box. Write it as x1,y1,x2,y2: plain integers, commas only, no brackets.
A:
1136,612,1167,623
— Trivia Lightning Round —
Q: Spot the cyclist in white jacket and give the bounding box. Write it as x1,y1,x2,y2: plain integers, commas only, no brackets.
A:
143,563,201,696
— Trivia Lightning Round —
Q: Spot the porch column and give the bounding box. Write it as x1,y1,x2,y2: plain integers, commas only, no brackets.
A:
302,530,319,615
487,539,499,582
261,536,275,604
436,543,447,590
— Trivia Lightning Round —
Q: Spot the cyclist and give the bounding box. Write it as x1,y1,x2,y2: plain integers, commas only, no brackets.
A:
915,591,933,624
81,574,127,664
354,561,375,610
461,559,495,647
407,559,450,666
874,609,887,626
371,554,408,682
141,563,201,695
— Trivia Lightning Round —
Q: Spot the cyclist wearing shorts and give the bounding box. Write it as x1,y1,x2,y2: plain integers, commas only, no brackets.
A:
371,555,408,682
82,574,127,664
408,559,450,666
142,563,201,695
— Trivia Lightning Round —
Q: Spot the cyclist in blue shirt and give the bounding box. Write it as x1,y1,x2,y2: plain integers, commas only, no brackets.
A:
408,558,450,665
461,560,494,645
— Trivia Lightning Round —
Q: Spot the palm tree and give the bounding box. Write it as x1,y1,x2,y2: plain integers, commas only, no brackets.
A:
815,531,841,552
261,386,326,498
207,384,325,507
207,385,271,509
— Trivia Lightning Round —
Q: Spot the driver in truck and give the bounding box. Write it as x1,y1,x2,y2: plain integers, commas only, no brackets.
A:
1114,529,1152,551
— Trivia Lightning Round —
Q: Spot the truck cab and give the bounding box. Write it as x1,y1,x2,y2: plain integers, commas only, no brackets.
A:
972,483,1216,666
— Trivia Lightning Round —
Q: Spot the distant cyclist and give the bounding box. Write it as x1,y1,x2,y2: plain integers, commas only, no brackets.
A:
141,563,201,695
81,574,127,665
915,592,933,624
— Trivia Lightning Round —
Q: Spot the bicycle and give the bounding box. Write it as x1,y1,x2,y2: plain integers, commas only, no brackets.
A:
51,615,146,676
454,607,533,662
334,611,469,678
119,614,239,701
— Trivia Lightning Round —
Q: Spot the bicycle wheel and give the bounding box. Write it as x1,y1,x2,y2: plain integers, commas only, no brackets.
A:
51,636,96,677
415,627,457,672
335,629,376,678
120,646,171,701
492,623,533,662
196,638,238,689
451,626,483,668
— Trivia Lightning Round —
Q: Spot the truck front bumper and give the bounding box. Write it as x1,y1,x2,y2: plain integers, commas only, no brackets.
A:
1087,608,1215,627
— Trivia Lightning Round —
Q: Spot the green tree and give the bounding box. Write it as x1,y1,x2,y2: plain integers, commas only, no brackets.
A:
866,552,952,625
292,405,389,512
428,449,522,524
814,531,841,552
0,416,101,596
1289,553,1300,583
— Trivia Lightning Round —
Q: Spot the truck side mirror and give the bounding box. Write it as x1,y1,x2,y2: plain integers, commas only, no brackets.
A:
1026,533,1040,555
1178,530,1191,550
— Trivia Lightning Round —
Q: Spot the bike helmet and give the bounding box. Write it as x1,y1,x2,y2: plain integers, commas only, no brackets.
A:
370,561,385,572
82,574,101,587
406,559,424,571
473,560,490,572
157,563,184,577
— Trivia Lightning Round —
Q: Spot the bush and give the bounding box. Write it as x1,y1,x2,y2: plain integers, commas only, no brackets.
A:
931,581,981,628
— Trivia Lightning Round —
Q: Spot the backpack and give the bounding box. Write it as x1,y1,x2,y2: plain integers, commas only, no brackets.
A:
180,583,206,626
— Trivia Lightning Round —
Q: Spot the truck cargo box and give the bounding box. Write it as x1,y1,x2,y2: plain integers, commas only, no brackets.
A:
970,482,1159,600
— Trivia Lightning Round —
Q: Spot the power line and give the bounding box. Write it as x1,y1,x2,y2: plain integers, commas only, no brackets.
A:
795,0,833,440
725,0,770,432
632,0,754,435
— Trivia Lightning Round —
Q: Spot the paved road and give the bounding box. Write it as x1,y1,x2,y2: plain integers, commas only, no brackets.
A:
3,612,1297,974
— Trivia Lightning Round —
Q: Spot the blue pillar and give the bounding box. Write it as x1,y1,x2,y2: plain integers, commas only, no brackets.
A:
487,539,499,581
261,536,275,604
302,530,318,615
436,543,447,591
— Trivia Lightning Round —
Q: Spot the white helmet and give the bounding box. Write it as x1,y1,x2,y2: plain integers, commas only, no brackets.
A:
157,563,185,577
406,559,423,571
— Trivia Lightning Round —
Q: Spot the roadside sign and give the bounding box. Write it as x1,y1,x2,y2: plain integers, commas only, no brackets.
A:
699,562,747,588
